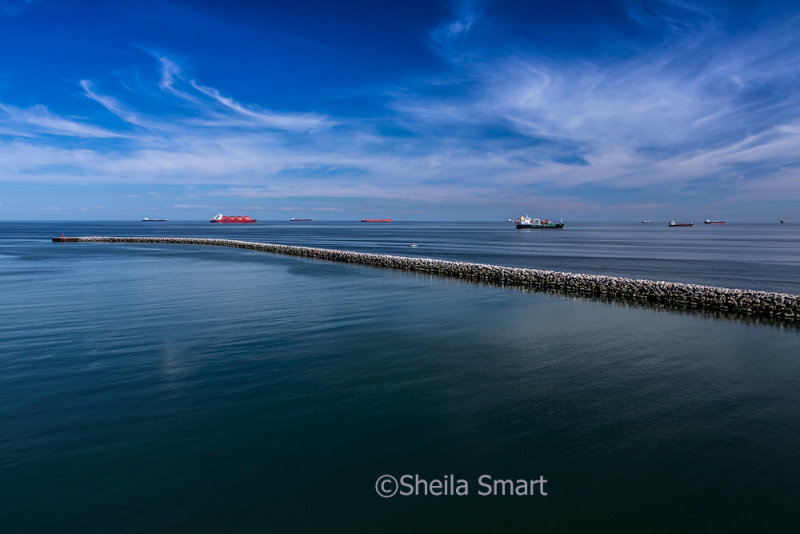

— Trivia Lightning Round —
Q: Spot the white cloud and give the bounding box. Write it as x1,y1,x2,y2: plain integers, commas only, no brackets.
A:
80,80,146,127
0,103,126,138
158,55,181,92
190,81,332,132
431,0,481,50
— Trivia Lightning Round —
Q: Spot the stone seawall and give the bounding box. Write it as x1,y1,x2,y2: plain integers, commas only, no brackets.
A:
53,236,800,324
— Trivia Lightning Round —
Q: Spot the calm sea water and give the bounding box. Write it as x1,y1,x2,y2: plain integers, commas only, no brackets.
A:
2,221,799,533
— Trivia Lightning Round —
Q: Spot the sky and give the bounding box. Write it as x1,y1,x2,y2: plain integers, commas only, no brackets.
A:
1,0,799,221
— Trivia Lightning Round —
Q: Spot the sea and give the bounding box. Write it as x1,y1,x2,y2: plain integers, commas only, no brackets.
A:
2,220,799,533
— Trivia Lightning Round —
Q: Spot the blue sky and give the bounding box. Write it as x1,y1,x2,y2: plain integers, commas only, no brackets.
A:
1,0,799,221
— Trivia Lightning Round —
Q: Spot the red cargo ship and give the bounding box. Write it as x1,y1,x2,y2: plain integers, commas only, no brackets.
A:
210,212,257,223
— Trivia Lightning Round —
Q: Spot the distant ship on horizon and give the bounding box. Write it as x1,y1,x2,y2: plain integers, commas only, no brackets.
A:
515,215,564,229
209,213,256,224
290,217,313,222
142,217,167,222
361,218,392,222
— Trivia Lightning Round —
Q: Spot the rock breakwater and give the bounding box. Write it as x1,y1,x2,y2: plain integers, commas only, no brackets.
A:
53,236,800,324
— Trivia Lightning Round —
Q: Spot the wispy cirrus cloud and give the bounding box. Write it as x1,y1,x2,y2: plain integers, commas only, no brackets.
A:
189,81,332,132
0,103,126,138
394,0,800,200
157,55,181,93
80,80,148,127
152,53,204,105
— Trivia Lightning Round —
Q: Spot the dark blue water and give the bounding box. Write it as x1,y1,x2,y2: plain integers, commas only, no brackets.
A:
2,221,800,533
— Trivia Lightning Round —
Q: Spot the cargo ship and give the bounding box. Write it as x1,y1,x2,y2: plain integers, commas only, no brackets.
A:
290,217,313,222
210,213,257,224
669,220,693,227
515,215,564,229
704,219,727,224
361,218,391,222
141,217,167,222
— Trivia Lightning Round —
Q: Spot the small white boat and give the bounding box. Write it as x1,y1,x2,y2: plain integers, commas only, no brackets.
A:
409,243,418,248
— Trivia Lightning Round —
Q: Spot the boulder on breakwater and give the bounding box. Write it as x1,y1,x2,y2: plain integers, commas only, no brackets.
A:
52,236,800,324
